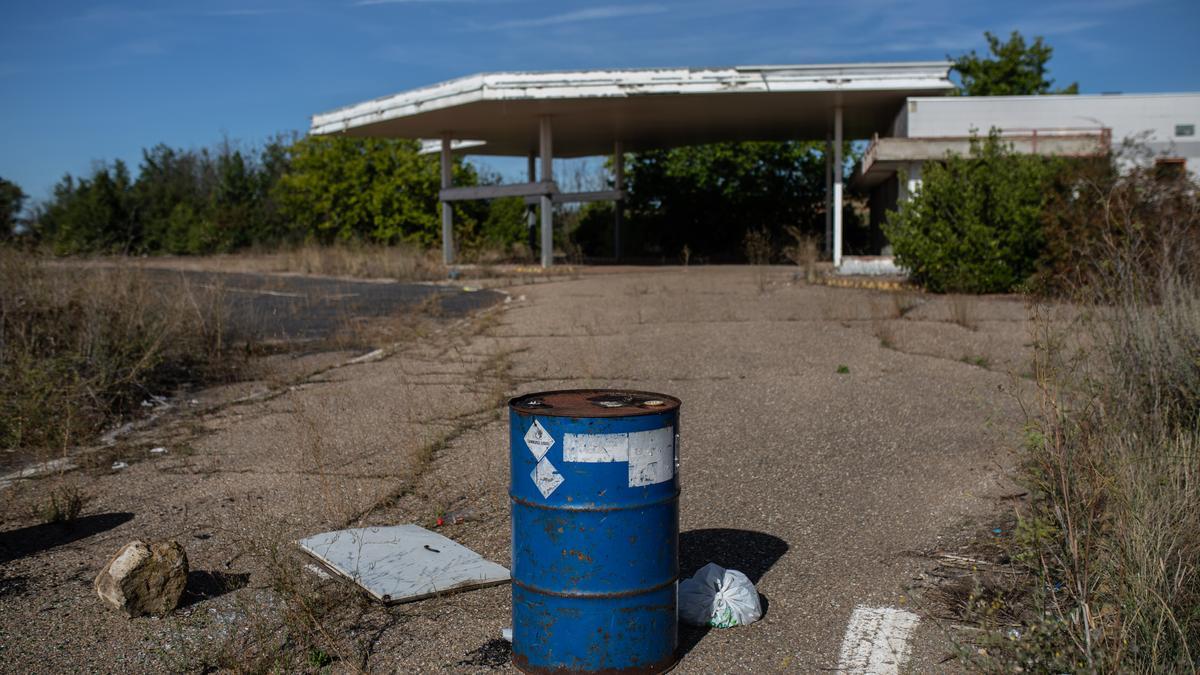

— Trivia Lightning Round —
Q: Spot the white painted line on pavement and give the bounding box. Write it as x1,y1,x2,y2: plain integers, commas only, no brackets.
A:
837,605,920,674
201,284,305,298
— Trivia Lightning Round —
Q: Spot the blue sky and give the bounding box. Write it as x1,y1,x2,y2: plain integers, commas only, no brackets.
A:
2,0,1198,203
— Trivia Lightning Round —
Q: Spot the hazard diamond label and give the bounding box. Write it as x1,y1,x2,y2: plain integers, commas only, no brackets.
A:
524,419,554,461
530,458,564,498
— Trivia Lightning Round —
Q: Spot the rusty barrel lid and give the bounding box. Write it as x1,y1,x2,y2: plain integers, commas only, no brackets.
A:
508,389,681,418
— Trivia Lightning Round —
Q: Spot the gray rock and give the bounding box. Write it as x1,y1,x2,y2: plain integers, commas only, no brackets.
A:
94,540,189,617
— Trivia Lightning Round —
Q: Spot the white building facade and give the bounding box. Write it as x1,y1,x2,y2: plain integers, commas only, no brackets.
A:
855,93,1200,260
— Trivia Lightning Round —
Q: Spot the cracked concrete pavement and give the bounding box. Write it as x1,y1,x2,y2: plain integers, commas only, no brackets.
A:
0,266,1035,672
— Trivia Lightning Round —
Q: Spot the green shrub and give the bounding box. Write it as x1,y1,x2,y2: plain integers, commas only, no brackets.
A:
884,131,1062,293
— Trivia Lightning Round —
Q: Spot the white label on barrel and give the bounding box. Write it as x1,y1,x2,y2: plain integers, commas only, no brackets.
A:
531,457,564,498
524,419,554,461
627,427,675,487
563,432,630,462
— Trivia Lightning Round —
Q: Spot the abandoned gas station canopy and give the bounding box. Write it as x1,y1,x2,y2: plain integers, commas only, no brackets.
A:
311,62,955,268
311,62,953,156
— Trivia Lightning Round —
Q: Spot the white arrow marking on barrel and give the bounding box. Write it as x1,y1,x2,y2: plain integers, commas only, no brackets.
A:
563,427,674,487
836,606,920,674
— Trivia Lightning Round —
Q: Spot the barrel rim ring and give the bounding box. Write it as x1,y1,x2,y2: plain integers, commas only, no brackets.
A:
512,574,679,599
509,388,682,418
509,489,680,512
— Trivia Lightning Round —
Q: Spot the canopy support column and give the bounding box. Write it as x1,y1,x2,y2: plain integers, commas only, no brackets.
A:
526,152,537,255
613,141,624,261
539,116,554,268
833,106,844,269
824,133,832,258
440,134,454,266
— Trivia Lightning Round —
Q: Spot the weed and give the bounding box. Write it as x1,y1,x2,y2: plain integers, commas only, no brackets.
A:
782,226,819,283
307,646,334,668
873,321,897,349
957,169,1200,672
35,481,86,524
280,242,442,281
743,229,772,292
960,355,990,369
836,364,850,375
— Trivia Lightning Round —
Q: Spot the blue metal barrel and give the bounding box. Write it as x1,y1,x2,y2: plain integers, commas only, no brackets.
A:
509,389,681,674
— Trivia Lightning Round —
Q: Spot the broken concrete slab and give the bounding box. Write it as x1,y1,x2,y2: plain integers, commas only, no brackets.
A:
297,525,509,604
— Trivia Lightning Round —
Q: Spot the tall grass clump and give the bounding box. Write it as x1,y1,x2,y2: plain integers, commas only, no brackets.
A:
985,167,1199,672
0,252,246,454
280,241,444,281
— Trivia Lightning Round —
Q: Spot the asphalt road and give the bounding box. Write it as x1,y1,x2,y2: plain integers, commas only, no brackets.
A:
144,268,504,342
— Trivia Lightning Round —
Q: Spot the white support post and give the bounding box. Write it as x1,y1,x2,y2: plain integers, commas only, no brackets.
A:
824,133,832,258
539,116,554,268
833,106,844,269
613,140,624,261
440,134,454,266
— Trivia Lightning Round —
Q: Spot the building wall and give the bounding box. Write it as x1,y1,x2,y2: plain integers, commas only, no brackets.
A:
900,93,1200,171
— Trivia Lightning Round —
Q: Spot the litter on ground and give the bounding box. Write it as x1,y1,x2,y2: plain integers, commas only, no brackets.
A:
297,524,510,604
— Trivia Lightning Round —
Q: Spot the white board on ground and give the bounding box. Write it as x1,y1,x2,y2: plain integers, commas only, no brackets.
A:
837,605,920,674
297,525,510,604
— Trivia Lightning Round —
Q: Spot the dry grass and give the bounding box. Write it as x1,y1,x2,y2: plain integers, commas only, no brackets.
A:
743,228,773,292
279,242,444,281
0,249,251,458
33,480,87,524
955,172,1200,673
783,226,820,284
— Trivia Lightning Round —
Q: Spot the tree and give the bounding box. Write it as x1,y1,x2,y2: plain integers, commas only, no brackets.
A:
276,136,486,247
613,141,849,261
36,161,136,254
953,31,1078,96
0,177,25,240
883,131,1063,293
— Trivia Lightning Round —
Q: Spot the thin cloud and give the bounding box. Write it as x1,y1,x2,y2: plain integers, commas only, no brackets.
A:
487,4,667,30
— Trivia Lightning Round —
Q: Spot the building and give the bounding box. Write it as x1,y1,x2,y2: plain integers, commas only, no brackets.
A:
312,68,1199,270
855,93,1200,262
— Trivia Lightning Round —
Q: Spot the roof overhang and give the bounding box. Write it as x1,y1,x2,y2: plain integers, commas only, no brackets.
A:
854,130,1111,189
311,62,954,157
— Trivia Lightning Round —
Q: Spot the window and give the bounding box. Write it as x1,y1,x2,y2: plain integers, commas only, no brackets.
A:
1155,157,1186,180
1176,124,1195,137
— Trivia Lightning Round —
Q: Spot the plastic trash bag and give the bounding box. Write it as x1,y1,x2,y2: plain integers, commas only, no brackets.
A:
678,562,762,628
